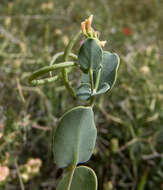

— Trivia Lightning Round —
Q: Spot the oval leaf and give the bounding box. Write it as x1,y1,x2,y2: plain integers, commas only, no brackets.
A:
77,51,120,98
78,38,102,72
97,51,120,90
53,106,97,168
57,166,98,190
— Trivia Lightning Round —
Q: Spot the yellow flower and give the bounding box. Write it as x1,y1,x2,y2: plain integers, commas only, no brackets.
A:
81,15,94,36
98,41,107,47
81,15,107,47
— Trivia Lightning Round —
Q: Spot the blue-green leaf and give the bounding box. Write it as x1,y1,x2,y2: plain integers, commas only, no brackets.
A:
98,51,120,90
92,83,110,96
76,83,91,100
57,166,98,190
78,38,103,72
53,106,97,168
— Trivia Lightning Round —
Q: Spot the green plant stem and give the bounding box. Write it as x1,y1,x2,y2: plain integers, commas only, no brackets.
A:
89,68,96,107
94,68,101,91
89,96,95,107
49,52,77,77
31,75,59,86
28,61,75,85
63,31,82,63
62,31,82,97
65,164,76,190
137,170,148,190
89,68,94,93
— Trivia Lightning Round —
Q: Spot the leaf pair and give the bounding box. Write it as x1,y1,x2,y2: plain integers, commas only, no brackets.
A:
77,38,120,100
53,106,97,189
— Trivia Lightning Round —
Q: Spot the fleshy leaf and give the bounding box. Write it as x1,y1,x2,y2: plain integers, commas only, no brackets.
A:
92,83,110,96
53,106,97,168
97,51,120,90
77,51,120,98
78,38,103,72
81,73,90,84
76,83,91,100
57,166,98,190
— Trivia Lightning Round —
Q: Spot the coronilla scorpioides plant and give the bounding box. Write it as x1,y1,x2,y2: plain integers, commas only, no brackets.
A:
29,15,120,190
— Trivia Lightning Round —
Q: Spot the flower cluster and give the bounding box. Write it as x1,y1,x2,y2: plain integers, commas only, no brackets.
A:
20,158,42,182
0,166,10,183
81,15,106,47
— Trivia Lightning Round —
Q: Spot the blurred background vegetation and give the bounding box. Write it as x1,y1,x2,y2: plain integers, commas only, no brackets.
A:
0,0,162,189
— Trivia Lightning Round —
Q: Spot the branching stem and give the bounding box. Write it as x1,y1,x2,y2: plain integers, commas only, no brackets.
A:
62,31,82,97
49,52,77,76
29,61,75,85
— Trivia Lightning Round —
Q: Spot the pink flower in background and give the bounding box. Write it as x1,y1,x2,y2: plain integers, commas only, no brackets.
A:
123,28,132,35
0,166,10,182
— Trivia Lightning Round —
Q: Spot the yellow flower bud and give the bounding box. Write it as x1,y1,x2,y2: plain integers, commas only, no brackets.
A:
81,21,86,35
98,41,107,47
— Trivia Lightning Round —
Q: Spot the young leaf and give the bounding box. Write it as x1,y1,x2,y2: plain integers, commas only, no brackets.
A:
92,83,110,96
77,51,120,98
78,38,103,72
53,106,97,168
57,166,98,190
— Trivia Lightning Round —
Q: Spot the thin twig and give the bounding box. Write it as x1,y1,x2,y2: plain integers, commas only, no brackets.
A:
118,138,139,152
0,25,21,44
31,124,52,131
16,78,25,103
142,152,163,160
15,158,25,190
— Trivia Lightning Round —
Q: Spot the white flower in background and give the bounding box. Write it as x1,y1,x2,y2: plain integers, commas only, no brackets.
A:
20,158,42,182
140,66,150,74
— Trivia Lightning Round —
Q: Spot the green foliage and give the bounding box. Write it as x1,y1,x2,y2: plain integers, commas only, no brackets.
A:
76,83,91,100
0,0,161,190
53,106,97,168
96,51,120,90
57,166,98,190
77,50,120,100
27,14,120,189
